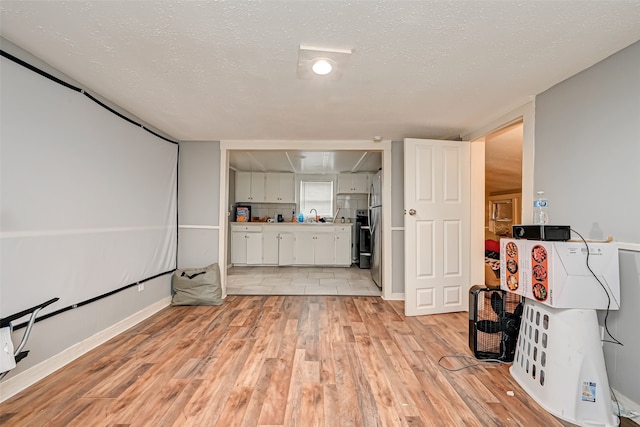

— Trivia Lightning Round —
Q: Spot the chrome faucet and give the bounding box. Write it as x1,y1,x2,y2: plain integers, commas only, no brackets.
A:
309,208,318,222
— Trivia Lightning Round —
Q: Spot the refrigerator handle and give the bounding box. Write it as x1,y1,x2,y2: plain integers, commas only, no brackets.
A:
368,183,373,235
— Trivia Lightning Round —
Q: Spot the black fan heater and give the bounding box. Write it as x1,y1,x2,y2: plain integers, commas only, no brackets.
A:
469,286,523,362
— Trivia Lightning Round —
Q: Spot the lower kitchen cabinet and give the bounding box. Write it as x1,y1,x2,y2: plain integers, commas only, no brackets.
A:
231,226,263,265
293,232,315,265
313,233,336,265
278,232,295,265
262,230,280,265
335,230,351,266
294,229,344,266
230,224,351,266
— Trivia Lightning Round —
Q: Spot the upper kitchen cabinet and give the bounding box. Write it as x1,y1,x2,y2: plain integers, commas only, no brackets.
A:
337,173,369,194
265,173,295,203
236,172,265,203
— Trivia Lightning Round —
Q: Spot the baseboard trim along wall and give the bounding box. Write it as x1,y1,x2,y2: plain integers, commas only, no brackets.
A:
612,388,640,424
0,296,172,403
387,292,405,301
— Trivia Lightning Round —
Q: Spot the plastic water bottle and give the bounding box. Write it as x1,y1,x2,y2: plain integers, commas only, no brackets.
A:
533,191,549,225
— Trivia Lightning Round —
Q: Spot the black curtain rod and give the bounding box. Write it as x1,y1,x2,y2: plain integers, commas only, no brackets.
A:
1,49,179,145
11,269,176,331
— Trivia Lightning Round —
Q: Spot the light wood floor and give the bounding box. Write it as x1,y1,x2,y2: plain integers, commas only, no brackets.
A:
0,296,632,426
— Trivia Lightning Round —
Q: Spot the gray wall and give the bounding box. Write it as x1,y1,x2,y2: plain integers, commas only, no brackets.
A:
1,38,173,379
534,41,640,404
178,141,221,268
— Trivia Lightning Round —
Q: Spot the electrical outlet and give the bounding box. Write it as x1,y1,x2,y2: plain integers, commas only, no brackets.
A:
138,283,144,292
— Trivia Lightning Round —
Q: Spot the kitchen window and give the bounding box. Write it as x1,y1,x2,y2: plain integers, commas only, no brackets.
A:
299,180,333,217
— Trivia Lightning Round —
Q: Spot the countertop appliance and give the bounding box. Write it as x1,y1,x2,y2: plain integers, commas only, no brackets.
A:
368,170,382,288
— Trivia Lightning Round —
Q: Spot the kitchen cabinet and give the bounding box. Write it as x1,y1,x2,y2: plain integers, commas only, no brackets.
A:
231,225,263,265
278,232,295,266
334,226,351,266
230,223,352,267
265,173,295,203
292,228,346,266
293,232,315,265
262,230,280,265
313,233,336,265
236,172,265,203
337,173,368,194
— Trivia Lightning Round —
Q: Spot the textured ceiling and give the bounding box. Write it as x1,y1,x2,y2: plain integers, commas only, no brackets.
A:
1,1,639,142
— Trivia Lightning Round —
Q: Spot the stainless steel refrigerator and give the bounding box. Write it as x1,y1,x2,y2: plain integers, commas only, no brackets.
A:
368,170,382,288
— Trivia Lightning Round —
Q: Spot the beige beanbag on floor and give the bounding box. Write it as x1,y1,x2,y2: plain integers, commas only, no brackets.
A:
171,263,223,306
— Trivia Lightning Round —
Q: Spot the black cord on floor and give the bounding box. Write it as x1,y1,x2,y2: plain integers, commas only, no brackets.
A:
438,355,511,372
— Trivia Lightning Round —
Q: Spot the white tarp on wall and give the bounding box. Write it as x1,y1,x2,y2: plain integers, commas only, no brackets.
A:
0,56,178,319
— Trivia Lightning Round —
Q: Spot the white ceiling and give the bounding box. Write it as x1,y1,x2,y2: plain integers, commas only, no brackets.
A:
1,1,639,143
230,150,382,174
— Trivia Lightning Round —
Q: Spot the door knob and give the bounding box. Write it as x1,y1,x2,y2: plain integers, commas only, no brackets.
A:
409,209,417,215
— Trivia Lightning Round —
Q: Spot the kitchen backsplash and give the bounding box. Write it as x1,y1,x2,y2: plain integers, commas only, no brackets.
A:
235,194,369,222
245,203,297,221
336,194,368,219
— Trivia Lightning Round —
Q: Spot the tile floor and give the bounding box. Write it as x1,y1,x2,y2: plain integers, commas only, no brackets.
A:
226,265,381,296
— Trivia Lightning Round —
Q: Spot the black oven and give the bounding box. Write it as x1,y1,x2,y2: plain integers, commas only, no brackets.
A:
356,209,371,269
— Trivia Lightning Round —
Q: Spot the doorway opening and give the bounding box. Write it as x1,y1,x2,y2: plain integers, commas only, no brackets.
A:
466,102,534,290
483,121,524,288
218,140,393,299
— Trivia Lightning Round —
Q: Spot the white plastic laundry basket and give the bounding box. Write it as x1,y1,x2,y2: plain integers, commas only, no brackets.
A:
510,299,619,427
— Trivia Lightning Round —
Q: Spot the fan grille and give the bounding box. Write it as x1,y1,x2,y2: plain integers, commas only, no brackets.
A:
469,286,522,360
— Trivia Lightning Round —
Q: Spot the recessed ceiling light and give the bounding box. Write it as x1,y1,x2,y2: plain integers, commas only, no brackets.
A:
311,58,334,75
297,45,353,80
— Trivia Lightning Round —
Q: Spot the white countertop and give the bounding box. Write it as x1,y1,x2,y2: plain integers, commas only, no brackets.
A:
231,221,353,226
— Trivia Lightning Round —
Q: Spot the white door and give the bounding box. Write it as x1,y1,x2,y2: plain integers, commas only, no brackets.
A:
404,138,470,316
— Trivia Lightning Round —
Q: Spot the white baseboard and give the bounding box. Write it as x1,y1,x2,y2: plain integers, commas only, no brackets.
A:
0,296,171,403
612,388,640,424
385,292,405,301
